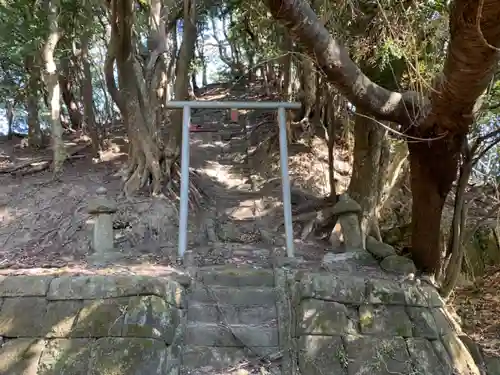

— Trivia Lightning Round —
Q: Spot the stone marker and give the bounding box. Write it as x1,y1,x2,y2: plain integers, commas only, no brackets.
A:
331,194,363,250
87,186,120,265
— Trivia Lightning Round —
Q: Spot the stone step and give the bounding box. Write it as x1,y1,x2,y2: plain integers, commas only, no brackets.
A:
197,267,275,287
190,286,277,306
181,345,281,374
184,322,279,347
187,302,278,325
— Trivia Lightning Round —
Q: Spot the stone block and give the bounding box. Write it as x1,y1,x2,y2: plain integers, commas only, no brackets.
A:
44,300,83,338
359,305,413,337
406,306,439,339
297,336,347,375
184,322,278,347
296,299,356,336
322,251,380,271
380,255,416,275
37,339,91,375
0,338,45,375
366,236,396,259
344,335,413,375
122,295,181,343
71,298,130,337
401,283,428,306
0,276,53,297
406,338,451,375
432,340,454,374
432,308,460,336
441,333,481,375
367,279,406,305
197,267,275,287
419,285,445,307
89,337,169,375
0,297,47,337
48,276,184,307
190,286,277,306
187,302,277,325
299,274,366,304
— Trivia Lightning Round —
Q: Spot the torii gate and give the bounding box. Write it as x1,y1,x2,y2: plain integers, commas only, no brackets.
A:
165,100,301,261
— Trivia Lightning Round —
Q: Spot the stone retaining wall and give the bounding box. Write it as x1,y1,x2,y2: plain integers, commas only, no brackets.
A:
0,275,185,375
288,271,478,375
0,271,497,374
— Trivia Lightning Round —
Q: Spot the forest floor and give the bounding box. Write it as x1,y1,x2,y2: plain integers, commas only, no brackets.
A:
451,265,500,356
0,81,498,356
0,81,351,276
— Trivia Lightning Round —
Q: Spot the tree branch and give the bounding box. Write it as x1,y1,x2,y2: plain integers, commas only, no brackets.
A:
264,0,422,125
425,0,500,133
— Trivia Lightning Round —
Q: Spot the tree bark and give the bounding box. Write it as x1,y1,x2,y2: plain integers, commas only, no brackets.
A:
42,0,65,176
298,53,316,120
6,101,14,140
167,0,197,158
81,26,100,157
347,113,388,246
58,55,83,129
25,54,43,148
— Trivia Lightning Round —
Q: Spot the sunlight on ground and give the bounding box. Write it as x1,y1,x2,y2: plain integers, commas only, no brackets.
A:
201,92,228,101
202,160,246,188
0,206,27,226
227,198,279,219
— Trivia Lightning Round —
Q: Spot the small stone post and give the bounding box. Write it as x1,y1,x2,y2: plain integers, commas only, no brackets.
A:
87,186,118,264
331,194,363,250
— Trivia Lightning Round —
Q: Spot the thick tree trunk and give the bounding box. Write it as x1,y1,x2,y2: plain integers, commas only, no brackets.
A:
112,0,162,195
348,113,389,246
42,0,65,176
108,0,196,196
408,135,464,273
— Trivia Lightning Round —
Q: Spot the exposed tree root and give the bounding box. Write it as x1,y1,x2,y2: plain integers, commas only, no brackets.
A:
0,143,90,176
273,193,339,241
122,152,205,212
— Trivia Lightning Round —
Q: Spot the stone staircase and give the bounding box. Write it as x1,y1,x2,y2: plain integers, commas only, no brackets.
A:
181,267,283,374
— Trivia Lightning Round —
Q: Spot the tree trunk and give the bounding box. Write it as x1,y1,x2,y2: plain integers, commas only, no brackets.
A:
6,101,14,140
81,27,100,157
440,145,471,299
376,141,408,216
167,0,197,159
408,134,464,273
298,53,316,120
108,0,196,196
58,55,83,129
25,54,43,148
280,34,293,99
347,113,389,246
42,0,65,176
